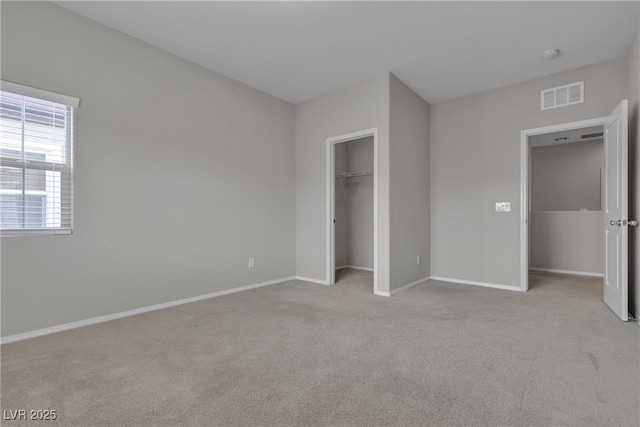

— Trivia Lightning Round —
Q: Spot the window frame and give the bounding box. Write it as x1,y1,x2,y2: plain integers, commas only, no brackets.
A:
0,81,79,237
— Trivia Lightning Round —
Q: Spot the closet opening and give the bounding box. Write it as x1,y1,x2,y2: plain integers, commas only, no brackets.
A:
520,100,631,320
528,124,605,285
326,128,378,294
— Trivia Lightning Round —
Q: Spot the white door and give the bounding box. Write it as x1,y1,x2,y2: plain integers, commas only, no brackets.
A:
603,99,628,321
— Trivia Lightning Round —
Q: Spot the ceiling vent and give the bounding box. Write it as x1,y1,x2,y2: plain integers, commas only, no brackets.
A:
581,132,603,139
541,81,584,110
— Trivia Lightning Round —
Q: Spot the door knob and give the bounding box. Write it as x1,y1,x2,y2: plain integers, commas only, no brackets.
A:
629,220,639,227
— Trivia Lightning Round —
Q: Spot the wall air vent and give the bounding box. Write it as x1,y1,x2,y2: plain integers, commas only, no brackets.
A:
581,132,603,139
541,81,584,110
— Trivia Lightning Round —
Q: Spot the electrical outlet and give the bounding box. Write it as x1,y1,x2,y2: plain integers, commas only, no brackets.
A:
416,256,421,266
248,258,255,268
495,202,510,212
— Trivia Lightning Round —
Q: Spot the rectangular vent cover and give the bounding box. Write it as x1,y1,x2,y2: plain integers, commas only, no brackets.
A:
541,81,584,110
581,132,603,139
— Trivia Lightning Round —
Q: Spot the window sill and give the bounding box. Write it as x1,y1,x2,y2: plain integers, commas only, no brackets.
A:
1,229,72,237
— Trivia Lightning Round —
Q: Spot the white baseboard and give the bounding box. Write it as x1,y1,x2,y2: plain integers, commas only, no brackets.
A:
429,276,522,292
1,276,296,345
529,267,603,278
373,276,431,298
336,265,374,272
295,276,329,285
629,305,640,324
390,276,430,296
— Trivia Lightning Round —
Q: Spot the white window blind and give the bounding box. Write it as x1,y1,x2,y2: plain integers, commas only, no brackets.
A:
0,83,78,236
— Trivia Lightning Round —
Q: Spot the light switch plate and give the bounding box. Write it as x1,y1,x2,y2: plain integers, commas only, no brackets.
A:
496,202,510,212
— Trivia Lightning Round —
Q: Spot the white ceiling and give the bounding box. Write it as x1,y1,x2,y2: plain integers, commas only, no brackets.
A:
54,1,639,105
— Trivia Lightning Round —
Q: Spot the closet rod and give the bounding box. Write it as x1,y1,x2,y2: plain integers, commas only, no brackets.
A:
335,169,373,178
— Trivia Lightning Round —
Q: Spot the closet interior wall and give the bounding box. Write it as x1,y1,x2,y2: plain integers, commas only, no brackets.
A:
335,136,374,272
530,138,604,275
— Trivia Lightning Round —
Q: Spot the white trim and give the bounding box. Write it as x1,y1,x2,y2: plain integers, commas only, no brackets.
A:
529,267,604,278
1,80,80,108
295,276,329,285
629,306,640,324
520,116,610,292
326,139,333,286
326,128,379,294
374,290,391,297
390,276,430,295
336,265,374,272
430,276,523,292
0,276,296,345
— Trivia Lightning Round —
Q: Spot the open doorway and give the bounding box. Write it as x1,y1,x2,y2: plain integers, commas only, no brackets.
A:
326,128,378,294
520,100,631,320
528,125,604,281
334,136,374,288
526,125,605,306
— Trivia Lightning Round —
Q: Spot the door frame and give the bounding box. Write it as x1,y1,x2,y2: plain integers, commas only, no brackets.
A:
326,127,378,293
520,116,609,291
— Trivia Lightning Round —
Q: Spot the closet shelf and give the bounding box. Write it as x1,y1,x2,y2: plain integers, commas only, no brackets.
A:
335,170,373,178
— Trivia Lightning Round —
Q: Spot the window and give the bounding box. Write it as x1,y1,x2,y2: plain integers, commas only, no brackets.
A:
0,81,79,236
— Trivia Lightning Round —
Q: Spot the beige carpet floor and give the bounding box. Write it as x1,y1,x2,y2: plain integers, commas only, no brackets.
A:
1,269,639,426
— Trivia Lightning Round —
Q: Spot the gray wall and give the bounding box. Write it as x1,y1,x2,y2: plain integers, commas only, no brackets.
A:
531,139,603,212
530,140,604,275
295,73,391,292
530,211,603,274
389,75,431,290
295,73,430,292
0,2,295,337
629,24,640,317
431,57,628,286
